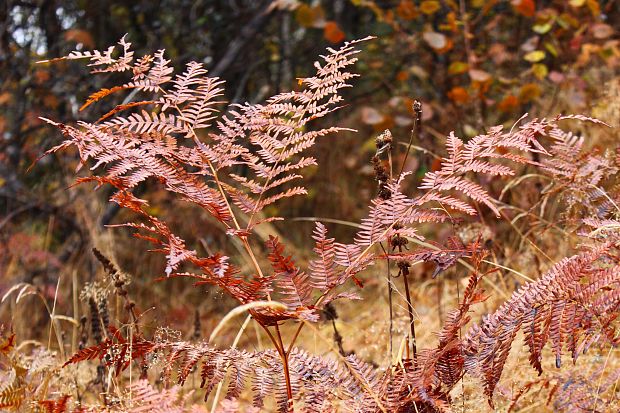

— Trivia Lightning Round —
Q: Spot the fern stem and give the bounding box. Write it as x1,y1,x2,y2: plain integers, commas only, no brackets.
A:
274,323,294,411
286,323,304,356
401,267,417,363
166,91,296,408
396,100,421,181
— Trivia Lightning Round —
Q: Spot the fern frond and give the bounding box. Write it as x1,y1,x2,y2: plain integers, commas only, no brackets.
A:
64,326,155,376
39,34,134,73
208,38,370,222
308,223,339,292
266,236,316,321
462,243,620,405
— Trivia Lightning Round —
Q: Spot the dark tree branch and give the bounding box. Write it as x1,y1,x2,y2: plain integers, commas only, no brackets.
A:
210,1,278,78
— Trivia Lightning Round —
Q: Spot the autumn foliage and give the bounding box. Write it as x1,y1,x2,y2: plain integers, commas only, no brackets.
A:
2,2,620,412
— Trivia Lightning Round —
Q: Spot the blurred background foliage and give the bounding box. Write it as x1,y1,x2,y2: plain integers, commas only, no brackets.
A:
0,0,619,338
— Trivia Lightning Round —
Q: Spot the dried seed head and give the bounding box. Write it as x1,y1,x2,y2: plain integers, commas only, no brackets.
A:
323,302,338,321
413,100,422,114
391,234,409,249
397,259,411,275
375,129,393,155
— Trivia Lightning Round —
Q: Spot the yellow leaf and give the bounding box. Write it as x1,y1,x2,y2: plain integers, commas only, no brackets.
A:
295,4,325,28
586,0,600,16
569,0,585,6
544,42,558,57
532,63,548,79
448,61,469,75
420,0,441,15
533,22,552,34
524,50,546,62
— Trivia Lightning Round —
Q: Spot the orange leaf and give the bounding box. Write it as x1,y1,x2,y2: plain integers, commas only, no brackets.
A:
0,333,15,355
519,83,541,103
439,12,459,32
43,94,59,110
447,87,469,104
80,85,131,111
396,0,418,20
34,69,50,84
511,0,535,18
431,158,443,172
0,92,12,105
498,95,519,113
396,70,410,82
324,21,345,44
64,29,95,49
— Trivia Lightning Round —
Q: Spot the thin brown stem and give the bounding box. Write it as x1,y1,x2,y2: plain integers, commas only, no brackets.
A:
397,100,421,181
274,323,294,411
401,267,417,363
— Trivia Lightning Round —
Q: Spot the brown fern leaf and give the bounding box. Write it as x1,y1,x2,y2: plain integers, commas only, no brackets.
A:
539,117,618,221
144,339,392,412
381,236,476,279
80,86,133,111
41,121,232,223
63,326,155,376
0,381,24,409
364,248,489,413
266,236,317,322
96,100,157,123
333,116,603,293
308,222,339,292
122,380,190,413
38,34,134,73
508,364,620,413
417,119,552,218
212,38,372,223
37,395,70,413
127,49,173,92
462,243,620,406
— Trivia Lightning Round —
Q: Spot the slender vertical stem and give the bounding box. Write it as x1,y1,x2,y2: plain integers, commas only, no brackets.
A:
401,269,417,363
274,323,294,411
